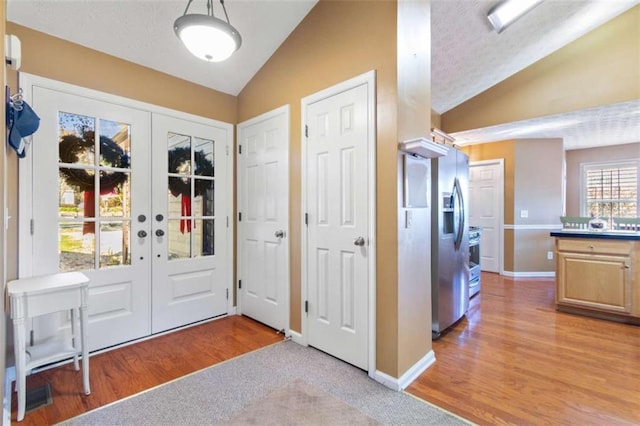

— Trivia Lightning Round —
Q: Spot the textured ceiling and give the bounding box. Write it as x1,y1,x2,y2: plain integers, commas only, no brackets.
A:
6,0,640,150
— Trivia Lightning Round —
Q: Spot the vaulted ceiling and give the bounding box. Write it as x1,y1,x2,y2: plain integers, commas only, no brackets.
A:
7,0,640,150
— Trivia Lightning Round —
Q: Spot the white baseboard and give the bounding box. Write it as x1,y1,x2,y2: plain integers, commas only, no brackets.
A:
288,330,305,346
503,271,555,278
3,367,15,426
227,306,237,316
370,349,436,391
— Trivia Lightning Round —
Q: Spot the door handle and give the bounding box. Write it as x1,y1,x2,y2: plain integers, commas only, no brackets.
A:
137,230,147,238
353,236,365,246
155,229,165,237
275,230,285,238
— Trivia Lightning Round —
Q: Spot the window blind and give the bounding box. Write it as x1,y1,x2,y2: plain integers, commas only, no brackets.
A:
585,165,637,219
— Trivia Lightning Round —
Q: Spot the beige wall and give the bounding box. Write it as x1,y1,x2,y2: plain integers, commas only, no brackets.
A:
565,142,640,216
514,139,563,226
442,5,640,133
396,0,432,375
513,139,563,273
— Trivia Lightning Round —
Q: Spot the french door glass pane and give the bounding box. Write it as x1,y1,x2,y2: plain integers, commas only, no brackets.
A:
168,133,192,175
194,138,214,177
57,112,134,272
194,179,214,216
59,222,95,272
99,221,131,268
194,219,215,257
59,168,95,218
166,132,216,261
168,219,191,259
58,112,95,166
99,119,131,168
100,172,130,217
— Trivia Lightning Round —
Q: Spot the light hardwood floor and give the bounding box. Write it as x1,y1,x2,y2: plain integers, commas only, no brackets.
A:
406,272,640,425
10,273,640,425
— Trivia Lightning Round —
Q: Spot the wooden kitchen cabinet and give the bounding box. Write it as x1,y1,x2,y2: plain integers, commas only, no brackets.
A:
551,232,640,324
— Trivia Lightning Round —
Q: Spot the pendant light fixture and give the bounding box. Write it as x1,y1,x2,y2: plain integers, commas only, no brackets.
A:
174,0,242,62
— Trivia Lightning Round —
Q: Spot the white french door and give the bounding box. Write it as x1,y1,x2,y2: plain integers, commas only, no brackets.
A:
303,74,374,371
151,114,229,333
20,75,231,351
237,106,290,333
28,87,152,350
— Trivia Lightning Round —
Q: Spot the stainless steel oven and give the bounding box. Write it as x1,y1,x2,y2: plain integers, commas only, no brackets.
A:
469,226,481,298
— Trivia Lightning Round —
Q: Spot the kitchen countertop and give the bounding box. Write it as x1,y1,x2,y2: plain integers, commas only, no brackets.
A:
550,230,640,241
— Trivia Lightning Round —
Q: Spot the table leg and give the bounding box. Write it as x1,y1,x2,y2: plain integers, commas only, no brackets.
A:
70,308,79,371
13,316,26,421
80,287,90,395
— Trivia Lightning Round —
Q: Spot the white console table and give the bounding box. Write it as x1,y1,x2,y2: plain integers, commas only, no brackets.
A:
8,272,91,421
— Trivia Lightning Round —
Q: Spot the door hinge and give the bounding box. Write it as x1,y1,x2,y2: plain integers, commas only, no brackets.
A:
30,218,34,235
238,212,242,222
305,300,309,314
305,125,308,138
226,216,229,228
225,145,229,156
238,144,242,154
304,213,308,226
226,288,229,300
238,280,242,289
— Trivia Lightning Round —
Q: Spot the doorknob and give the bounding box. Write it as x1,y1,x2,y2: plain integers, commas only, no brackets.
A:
137,230,147,238
275,230,285,238
353,236,365,246
155,229,165,237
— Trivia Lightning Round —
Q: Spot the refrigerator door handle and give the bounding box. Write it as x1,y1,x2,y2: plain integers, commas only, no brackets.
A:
453,177,465,250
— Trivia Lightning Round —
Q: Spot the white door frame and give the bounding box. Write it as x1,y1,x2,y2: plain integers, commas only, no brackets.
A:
18,73,235,313
470,158,504,275
236,104,290,332
300,70,376,375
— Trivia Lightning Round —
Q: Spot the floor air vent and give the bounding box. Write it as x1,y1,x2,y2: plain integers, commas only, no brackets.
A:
25,383,53,413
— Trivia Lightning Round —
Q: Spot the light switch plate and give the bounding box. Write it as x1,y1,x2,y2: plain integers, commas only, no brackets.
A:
520,210,529,218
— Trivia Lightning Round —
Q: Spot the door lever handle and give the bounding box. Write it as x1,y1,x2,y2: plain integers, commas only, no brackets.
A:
275,230,285,238
353,236,365,246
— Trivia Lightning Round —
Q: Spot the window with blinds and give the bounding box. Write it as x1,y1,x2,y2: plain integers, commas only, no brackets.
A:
583,162,638,222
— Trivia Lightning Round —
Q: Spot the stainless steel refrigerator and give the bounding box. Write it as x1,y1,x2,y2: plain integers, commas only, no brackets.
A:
431,148,469,339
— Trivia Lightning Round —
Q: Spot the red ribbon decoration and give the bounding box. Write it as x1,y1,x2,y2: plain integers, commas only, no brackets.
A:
180,194,192,234
82,188,116,234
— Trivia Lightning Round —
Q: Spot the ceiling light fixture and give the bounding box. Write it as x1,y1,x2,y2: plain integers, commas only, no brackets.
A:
174,0,242,62
487,0,544,33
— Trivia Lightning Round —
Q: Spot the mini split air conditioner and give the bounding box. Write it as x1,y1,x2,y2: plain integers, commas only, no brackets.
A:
5,34,21,70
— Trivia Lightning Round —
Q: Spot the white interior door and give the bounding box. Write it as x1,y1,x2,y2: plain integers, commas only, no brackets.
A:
28,86,152,351
237,106,289,332
151,114,229,333
469,160,503,273
304,81,370,370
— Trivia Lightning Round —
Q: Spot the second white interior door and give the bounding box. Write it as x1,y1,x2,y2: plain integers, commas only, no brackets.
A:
304,80,371,371
237,106,290,332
